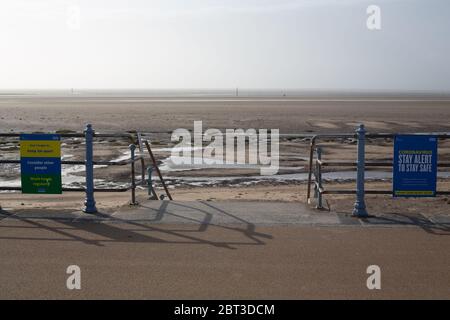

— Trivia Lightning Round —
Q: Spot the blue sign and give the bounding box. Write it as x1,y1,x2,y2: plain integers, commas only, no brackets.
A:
393,135,437,197
20,157,62,175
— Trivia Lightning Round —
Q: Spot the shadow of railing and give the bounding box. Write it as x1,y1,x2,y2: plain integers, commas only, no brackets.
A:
0,202,274,249
360,212,450,236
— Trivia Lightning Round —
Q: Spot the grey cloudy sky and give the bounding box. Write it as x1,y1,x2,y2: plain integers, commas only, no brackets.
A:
1,0,449,91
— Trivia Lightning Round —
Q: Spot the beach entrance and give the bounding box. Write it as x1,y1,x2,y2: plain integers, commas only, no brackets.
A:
0,124,171,213
0,124,449,216
307,125,450,216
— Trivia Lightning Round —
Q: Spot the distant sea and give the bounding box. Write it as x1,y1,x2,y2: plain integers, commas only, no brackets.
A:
0,89,450,100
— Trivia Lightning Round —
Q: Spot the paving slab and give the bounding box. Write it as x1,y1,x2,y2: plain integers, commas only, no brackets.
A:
428,214,450,224
0,200,446,228
112,200,342,226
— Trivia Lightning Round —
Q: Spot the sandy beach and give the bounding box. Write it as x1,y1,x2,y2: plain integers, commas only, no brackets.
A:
0,95,449,215
1,96,450,134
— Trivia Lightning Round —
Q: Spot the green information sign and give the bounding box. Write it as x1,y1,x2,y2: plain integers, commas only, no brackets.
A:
20,134,62,194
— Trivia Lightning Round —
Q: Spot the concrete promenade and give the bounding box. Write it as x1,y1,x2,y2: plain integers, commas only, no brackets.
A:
0,201,449,299
1,200,449,226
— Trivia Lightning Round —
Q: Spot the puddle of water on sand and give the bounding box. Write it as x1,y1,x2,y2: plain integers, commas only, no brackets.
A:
162,171,450,187
153,146,204,153
2,149,450,190
159,156,267,172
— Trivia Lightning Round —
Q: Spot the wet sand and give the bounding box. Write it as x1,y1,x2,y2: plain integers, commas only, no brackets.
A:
1,96,450,133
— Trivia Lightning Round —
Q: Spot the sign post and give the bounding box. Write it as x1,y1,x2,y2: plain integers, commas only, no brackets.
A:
393,135,437,197
20,134,62,194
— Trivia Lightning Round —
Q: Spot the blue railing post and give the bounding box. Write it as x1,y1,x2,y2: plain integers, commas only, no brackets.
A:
352,124,368,217
129,144,138,205
83,123,97,213
147,166,158,200
147,166,152,197
316,147,324,209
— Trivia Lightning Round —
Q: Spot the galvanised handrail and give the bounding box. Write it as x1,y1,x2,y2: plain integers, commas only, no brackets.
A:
0,124,144,213
306,131,450,204
308,126,450,215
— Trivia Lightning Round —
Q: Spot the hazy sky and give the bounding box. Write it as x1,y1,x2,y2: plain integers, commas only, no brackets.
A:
1,0,449,91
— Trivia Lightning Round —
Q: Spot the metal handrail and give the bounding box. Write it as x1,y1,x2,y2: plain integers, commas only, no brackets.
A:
306,132,450,204
317,160,450,167
0,132,133,138
0,126,147,213
309,131,450,209
0,157,142,166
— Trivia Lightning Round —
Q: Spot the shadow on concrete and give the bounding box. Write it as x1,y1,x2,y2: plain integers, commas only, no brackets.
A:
360,212,450,236
0,202,273,249
138,201,272,243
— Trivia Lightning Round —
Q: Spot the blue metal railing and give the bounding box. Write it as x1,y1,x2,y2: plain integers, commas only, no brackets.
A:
0,124,144,213
308,125,450,216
